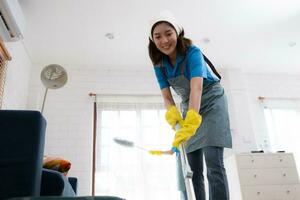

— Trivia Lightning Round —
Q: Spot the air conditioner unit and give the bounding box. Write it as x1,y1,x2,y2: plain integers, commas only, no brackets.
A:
0,0,25,42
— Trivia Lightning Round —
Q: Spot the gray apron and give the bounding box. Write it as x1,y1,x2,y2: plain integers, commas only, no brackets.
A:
161,56,232,195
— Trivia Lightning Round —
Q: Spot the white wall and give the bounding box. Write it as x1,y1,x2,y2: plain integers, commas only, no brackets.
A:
2,41,32,109
222,69,258,154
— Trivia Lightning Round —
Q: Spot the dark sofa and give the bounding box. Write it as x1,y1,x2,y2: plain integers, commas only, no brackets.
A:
0,110,77,199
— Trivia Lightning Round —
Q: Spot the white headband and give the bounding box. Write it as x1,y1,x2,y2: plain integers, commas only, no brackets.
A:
149,10,183,41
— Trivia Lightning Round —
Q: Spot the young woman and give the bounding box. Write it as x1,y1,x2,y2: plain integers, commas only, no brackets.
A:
148,11,232,200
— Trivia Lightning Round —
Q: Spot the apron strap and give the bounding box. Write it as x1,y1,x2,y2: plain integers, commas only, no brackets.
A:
202,54,222,80
160,56,187,78
160,60,168,80
179,53,221,80
179,55,187,75
180,53,221,80
160,53,221,80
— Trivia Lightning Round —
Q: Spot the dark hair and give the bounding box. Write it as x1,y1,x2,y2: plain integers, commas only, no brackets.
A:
148,21,192,66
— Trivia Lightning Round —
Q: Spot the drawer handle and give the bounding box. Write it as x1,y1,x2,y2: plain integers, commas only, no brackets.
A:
251,159,255,163
279,158,283,162
282,173,286,177
254,174,257,178
286,190,290,194
256,191,260,195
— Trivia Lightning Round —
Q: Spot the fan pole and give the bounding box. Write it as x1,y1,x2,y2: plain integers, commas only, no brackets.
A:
41,88,48,114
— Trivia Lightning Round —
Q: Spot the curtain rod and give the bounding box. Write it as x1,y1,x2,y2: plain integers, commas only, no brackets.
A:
89,92,162,97
88,92,181,104
258,96,300,101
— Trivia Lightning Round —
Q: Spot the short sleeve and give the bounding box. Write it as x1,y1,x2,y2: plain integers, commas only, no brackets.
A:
186,46,207,79
154,66,170,89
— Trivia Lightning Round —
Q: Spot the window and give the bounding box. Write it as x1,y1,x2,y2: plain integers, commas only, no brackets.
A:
263,99,300,172
95,101,181,200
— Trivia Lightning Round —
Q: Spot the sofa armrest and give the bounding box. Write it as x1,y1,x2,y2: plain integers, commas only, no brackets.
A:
41,168,64,195
41,168,76,196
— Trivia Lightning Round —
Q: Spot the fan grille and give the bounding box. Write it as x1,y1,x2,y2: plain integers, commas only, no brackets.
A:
41,64,67,89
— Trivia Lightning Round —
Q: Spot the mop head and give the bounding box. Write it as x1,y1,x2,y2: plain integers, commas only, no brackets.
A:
113,137,173,156
113,137,134,148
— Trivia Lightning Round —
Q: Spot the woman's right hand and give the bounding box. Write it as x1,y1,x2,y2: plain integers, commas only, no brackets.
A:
165,105,183,130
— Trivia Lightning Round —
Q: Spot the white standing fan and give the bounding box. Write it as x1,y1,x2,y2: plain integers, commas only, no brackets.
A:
40,64,68,114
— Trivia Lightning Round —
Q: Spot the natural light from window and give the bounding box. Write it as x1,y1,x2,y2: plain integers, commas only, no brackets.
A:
95,105,181,200
264,107,300,173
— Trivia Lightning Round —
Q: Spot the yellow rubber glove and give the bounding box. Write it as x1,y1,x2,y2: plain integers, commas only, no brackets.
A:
165,105,183,130
172,109,202,148
149,150,163,155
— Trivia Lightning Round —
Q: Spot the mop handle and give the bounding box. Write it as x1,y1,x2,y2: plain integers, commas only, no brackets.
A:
175,124,196,200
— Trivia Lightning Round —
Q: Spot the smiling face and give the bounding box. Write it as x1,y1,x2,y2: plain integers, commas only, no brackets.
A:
152,22,178,60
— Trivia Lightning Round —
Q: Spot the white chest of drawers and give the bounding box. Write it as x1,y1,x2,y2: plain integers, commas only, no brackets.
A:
226,153,300,200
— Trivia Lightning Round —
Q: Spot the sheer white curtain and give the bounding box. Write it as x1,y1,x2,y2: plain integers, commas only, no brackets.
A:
95,96,181,200
263,99,300,172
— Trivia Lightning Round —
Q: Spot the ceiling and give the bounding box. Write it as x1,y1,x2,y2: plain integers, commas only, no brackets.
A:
18,0,300,74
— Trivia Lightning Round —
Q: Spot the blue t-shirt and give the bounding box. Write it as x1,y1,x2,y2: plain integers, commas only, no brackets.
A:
153,45,219,89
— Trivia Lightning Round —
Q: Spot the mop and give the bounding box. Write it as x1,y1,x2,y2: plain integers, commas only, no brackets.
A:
113,137,173,155
113,124,196,200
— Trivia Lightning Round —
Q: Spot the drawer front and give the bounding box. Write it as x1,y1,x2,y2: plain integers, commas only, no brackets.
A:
267,154,296,168
238,168,300,186
242,184,300,200
237,153,296,168
237,154,266,168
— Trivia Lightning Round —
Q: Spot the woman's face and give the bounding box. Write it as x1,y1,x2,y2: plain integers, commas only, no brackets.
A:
152,22,177,57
